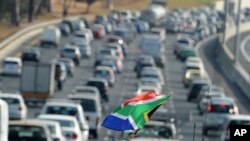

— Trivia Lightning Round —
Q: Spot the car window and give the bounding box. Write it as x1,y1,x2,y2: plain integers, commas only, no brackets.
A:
95,70,109,75
48,119,75,128
228,120,250,126
46,106,78,116
71,98,96,112
4,61,18,66
87,82,105,88
1,98,20,104
9,125,46,141
64,48,75,53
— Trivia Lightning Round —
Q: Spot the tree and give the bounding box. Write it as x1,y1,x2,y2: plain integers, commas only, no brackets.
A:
11,0,21,26
63,0,72,17
85,0,96,13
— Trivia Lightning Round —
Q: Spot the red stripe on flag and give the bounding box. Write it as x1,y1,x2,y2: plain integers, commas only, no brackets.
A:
123,92,158,106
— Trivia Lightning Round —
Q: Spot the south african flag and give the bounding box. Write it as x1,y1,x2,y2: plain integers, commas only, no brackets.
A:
102,92,171,131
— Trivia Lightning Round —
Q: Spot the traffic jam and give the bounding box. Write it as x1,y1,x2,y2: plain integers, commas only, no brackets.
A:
0,1,250,141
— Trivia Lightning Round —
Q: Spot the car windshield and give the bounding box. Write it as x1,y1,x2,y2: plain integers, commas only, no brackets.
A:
4,61,18,65
178,40,189,44
46,106,78,116
95,70,109,75
0,98,20,104
9,125,46,141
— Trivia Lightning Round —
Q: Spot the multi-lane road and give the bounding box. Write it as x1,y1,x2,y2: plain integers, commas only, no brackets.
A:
1,29,250,141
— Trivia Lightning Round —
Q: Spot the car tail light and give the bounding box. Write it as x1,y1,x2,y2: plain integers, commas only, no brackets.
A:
18,106,22,111
207,104,212,112
71,133,78,140
233,106,239,114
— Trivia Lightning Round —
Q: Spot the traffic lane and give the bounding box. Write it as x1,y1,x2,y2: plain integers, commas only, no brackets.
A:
163,35,206,141
226,31,250,54
199,36,250,114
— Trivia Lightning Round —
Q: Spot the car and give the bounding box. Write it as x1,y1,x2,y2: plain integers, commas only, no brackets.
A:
182,69,208,88
140,71,165,86
55,62,67,82
135,20,150,33
79,17,91,28
71,20,86,31
174,37,193,56
105,43,124,60
138,77,162,92
202,97,239,136
8,120,52,141
91,24,106,39
0,93,27,120
197,85,225,103
136,85,161,95
187,79,211,102
106,35,128,57
38,114,84,141
57,58,75,77
134,57,156,75
185,57,202,64
134,55,155,72
150,27,166,41
0,99,8,141
2,57,22,76
139,66,162,78
68,94,102,138
74,31,91,45
183,61,205,75
94,15,108,24
60,45,81,66
94,66,115,87
40,26,61,47
40,99,89,140
178,47,197,61
101,55,123,73
95,49,117,66
21,47,41,62
197,91,226,115
220,115,250,141
80,28,94,41
39,120,66,141
113,27,133,43
86,78,109,102
59,22,71,36
72,86,101,99
72,39,92,58
61,20,74,33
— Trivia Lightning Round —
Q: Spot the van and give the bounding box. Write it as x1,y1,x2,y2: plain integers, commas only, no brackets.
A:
2,57,22,76
41,26,61,47
0,99,8,141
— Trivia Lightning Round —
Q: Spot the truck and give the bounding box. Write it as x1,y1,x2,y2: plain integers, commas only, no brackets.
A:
20,62,55,105
0,99,8,141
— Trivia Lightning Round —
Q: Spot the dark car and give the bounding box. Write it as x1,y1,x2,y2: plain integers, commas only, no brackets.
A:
187,79,210,102
21,48,41,62
86,78,109,102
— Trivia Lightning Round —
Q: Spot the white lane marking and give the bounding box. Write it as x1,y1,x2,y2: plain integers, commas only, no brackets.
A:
240,35,250,63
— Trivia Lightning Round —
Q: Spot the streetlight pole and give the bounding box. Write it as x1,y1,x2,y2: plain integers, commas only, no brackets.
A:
234,0,242,64
223,0,229,43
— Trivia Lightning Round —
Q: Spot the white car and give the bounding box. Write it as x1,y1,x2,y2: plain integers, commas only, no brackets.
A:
41,26,61,47
0,93,27,120
39,120,66,141
0,99,8,141
68,94,102,139
74,31,91,44
2,57,22,76
136,85,160,95
105,43,124,60
38,114,83,141
40,99,89,140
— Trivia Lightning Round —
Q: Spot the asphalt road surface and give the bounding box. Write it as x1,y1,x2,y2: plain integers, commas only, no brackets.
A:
1,30,250,141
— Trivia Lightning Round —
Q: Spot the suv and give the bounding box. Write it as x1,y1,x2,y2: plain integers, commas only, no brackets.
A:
220,115,250,141
202,97,239,136
40,99,89,140
86,78,109,102
69,94,102,138
187,79,210,102
0,93,27,120
60,45,81,66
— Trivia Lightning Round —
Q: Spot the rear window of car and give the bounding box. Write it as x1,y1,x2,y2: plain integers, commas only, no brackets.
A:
4,61,18,65
64,48,75,53
9,125,46,140
178,40,189,44
209,104,234,113
95,70,109,75
100,50,111,55
71,98,96,112
1,98,20,104
46,106,78,116
87,81,105,88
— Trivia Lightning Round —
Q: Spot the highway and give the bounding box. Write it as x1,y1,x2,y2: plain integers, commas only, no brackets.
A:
1,28,250,141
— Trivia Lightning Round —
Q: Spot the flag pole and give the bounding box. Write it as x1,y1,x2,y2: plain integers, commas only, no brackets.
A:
126,129,140,141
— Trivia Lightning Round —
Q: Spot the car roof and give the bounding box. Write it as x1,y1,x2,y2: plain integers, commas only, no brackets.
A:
186,69,201,73
225,115,250,120
0,93,22,99
9,120,47,127
45,99,80,107
96,66,112,71
210,97,235,105
4,57,21,62
69,94,98,100
39,114,77,121
139,85,158,90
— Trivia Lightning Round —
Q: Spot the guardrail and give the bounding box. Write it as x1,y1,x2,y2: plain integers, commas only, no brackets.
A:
0,16,81,61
